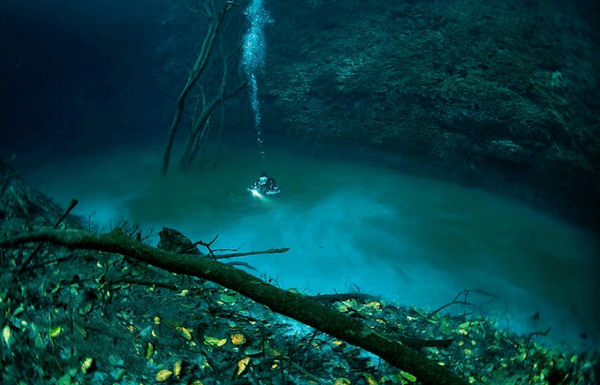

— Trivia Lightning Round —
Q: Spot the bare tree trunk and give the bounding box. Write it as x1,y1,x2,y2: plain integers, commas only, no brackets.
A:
177,78,246,172
161,1,236,177
1,227,467,385
211,100,226,170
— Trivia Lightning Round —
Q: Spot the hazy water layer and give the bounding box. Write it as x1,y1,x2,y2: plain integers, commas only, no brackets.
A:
21,142,600,350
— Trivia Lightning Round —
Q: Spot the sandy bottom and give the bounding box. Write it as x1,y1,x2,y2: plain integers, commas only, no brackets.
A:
20,140,600,351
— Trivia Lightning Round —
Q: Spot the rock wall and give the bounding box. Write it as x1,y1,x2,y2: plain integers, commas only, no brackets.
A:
260,0,600,230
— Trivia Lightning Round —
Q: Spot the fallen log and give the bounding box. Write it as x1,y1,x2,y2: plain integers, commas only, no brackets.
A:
0,227,466,385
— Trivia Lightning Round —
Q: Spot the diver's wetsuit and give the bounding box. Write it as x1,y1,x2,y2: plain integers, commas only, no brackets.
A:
249,176,281,195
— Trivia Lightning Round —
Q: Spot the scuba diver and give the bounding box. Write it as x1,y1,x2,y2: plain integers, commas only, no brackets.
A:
248,171,281,195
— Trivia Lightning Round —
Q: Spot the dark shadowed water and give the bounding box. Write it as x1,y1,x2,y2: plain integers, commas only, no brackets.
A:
21,140,600,351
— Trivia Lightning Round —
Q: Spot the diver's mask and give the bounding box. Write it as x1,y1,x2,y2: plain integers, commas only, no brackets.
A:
259,176,268,184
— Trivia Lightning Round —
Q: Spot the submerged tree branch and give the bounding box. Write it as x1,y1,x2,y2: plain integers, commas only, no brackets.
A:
0,227,466,385
214,248,290,260
161,0,238,176
15,199,78,275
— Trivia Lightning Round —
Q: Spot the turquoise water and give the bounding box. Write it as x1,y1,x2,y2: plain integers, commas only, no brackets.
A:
22,141,600,351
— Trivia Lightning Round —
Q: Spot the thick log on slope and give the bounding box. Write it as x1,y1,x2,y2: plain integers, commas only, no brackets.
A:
0,227,466,385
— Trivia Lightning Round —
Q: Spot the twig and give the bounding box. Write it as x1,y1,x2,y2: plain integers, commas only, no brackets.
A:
310,293,380,305
427,289,497,319
9,186,29,215
183,234,219,256
55,199,78,227
30,253,77,269
15,199,78,275
526,327,551,340
215,248,290,260
110,278,181,291
213,246,240,252
224,261,256,270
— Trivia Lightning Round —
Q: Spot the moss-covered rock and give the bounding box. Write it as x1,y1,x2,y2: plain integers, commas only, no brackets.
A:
261,0,600,229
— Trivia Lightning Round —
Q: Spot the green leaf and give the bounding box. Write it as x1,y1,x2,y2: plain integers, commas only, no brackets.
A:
57,373,71,385
400,371,417,382
204,336,227,347
219,294,237,303
49,325,62,338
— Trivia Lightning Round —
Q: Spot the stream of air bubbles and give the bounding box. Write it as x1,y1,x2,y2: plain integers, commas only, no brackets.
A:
242,0,271,161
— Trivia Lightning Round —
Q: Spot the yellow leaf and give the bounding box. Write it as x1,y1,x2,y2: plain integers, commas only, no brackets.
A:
156,369,172,382
363,372,379,385
342,299,358,307
231,333,246,346
81,357,93,374
2,326,11,344
145,343,154,359
366,301,382,310
173,359,182,377
177,327,193,341
236,357,251,376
